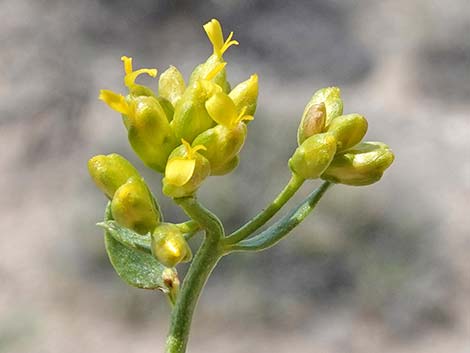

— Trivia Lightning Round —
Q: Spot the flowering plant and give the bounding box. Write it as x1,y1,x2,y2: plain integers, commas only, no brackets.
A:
88,19,394,353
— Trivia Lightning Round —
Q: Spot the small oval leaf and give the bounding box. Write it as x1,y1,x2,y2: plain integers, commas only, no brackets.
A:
102,203,177,291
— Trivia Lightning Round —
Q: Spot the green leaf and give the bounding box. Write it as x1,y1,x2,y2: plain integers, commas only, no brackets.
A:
101,203,176,291
98,220,152,254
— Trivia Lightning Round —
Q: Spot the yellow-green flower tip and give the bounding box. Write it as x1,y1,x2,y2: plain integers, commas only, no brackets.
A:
229,74,259,117
307,87,343,127
171,80,222,143
151,223,192,267
88,153,140,199
322,142,394,186
289,133,337,179
127,96,178,173
297,102,326,145
327,114,368,152
111,176,160,235
192,124,247,175
159,66,186,106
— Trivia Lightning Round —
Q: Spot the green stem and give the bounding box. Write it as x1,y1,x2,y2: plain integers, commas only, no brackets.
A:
176,220,201,234
165,197,224,353
224,173,304,245
227,181,331,252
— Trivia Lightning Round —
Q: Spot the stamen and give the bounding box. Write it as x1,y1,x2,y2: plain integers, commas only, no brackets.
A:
181,139,206,159
121,56,133,75
124,68,157,88
235,107,254,124
220,32,239,55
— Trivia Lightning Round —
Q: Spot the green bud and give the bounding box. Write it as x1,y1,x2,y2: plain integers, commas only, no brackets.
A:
88,153,140,199
156,96,175,123
327,114,368,152
306,87,343,127
321,142,394,186
289,133,337,179
189,55,230,93
158,66,186,107
228,74,259,117
111,177,160,234
128,85,156,98
297,102,326,145
171,80,222,143
127,96,178,173
151,223,192,267
211,155,239,176
162,141,211,198
192,124,247,175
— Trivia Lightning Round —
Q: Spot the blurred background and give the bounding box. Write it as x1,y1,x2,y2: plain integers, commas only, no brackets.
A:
1,0,469,352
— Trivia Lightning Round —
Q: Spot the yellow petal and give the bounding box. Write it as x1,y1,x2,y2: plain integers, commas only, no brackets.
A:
205,92,237,126
165,158,196,187
203,19,224,56
99,89,129,115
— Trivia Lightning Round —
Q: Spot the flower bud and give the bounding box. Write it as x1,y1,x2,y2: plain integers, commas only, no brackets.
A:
327,114,368,152
305,87,343,127
192,124,246,175
229,74,259,117
190,55,231,93
111,177,160,235
162,140,211,198
158,66,186,107
321,142,394,186
289,133,337,179
297,102,326,145
212,155,239,176
151,223,192,267
156,96,175,123
127,96,178,173
88,154,140,199
189,19,238,93
171,79,222,143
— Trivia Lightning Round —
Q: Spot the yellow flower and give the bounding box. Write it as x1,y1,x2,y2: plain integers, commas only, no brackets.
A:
203,19,239,58
205,92,253,128
165,140,207,187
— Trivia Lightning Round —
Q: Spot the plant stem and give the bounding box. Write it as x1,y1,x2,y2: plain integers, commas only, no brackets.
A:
227,181,331,252
165,197,224,353
224,173,304,245
165,235,221,353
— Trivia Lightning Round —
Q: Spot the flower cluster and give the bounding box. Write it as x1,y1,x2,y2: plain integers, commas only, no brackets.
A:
289,87,394,185
98,19,258,199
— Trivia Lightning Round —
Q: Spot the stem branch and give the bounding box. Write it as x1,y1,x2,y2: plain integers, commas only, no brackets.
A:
227,181,331,252
224,173,304,245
